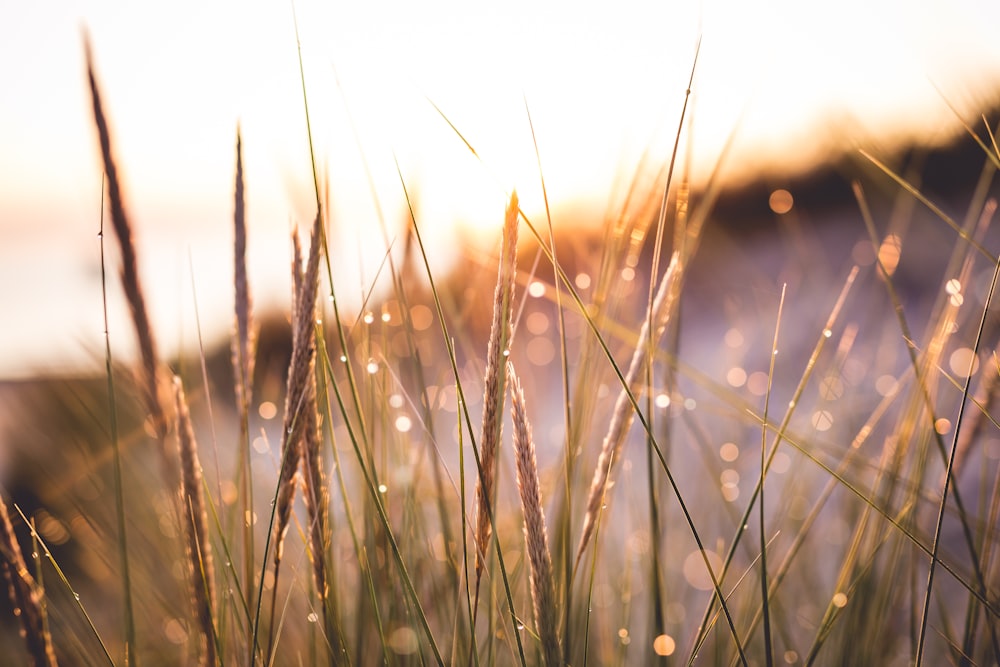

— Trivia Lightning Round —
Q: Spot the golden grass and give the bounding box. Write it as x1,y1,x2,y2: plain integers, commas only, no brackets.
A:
8,34,1000,667
507,363,560,667
473,192,520,598
575,251,681,570
172,376,218,666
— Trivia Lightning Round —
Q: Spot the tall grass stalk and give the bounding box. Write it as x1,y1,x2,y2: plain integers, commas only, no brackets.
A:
84,40,171,467
524,98,576,665
96,173,137,665
757,283,786,667
231,130,259,638
172,376,219,666
575,251,681,570
473,191,519,602
507,363,560,667
916,250,1000,665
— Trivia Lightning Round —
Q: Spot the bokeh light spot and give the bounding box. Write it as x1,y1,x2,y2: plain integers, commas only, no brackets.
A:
769,189,794,214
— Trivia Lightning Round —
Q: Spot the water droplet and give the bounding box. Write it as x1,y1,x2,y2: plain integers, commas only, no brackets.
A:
307,612,318,623
516,623,525,631
73,593,81,601
339,355,347,363
31,552,38,559
823,328,832,338
378,484,388,494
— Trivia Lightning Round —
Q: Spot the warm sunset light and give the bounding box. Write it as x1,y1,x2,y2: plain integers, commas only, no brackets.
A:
2,0,1000,375
6,4,1000,665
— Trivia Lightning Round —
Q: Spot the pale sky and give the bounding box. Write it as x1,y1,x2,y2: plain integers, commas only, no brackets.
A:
2,0,1000,377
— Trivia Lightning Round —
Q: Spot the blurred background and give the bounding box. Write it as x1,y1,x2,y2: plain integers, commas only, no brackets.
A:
2,0,1000,378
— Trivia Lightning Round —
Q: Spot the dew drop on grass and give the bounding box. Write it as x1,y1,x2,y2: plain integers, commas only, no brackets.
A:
378,484,388,494
73,593,80,601
339,355,347,363
823,328,832,338
307,612,318,623
517,623,524,631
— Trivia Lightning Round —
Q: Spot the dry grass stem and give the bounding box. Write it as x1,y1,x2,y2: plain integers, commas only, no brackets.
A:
508,363,560,667
85,41,169,447
0,496,57,667
474,192,520,588
576,251,681,569
232,129,256,416
274,218,322,567
173,377,217,667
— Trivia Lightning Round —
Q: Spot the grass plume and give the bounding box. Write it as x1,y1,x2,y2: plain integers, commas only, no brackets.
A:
173,376,218,666
575,251,681,570
473,192,520,598
267,212,324,659
84,38,169,453
508,363,560,667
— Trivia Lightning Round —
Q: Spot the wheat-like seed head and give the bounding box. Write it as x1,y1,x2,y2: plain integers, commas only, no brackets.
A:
275,213,323,568
232,129,256,418
576,252,681,570
508,363,561,667
85,41,177,492
173,377,217,667
474,191,520,586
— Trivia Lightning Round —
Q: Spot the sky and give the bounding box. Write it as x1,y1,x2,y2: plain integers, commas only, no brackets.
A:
2,0,1000,377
